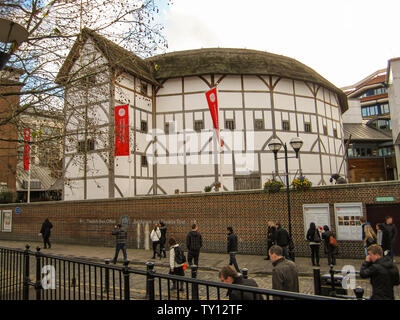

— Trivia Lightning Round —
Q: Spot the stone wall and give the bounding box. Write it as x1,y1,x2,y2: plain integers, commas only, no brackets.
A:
1,181,400,258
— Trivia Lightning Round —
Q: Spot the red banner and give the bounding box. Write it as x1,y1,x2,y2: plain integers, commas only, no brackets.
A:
114,105,130,156
205,87,223,146
23,128,30,171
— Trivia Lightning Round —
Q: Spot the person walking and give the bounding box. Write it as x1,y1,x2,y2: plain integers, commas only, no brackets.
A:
275,223,290,260
219,265,263,300
40,218,53,249
264,221,276,260
268,245,299,300
111,224,128,264
227,226,240,273
383,216,398,260
150,224,162,259
360,244,399,300
169,237,186,291
186,224,203,266
159,221,167,258
306,222,321,266
322,225,337,265
362,223,377,256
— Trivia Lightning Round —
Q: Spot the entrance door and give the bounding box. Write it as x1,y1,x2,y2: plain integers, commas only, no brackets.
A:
366,203,400,256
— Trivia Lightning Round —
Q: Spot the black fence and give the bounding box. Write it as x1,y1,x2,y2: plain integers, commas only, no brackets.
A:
0,244,346,301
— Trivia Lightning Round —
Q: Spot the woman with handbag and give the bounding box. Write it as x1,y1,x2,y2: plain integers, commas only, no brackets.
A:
306,222,321,266
322,225,337,266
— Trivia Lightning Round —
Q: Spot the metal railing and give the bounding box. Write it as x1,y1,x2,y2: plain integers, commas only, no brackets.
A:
0,244,345,301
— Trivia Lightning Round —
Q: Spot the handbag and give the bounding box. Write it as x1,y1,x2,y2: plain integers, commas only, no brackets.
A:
366,237,376,247
329,235,337,247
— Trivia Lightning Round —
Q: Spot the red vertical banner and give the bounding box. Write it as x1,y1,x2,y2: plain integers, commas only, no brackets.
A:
114,104,130,156
205,87,223,146
23,128,30,171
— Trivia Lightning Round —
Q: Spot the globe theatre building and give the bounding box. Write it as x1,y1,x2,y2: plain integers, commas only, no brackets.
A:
56,28,348,200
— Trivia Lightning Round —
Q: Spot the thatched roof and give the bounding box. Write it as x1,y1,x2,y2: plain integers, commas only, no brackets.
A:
147,48,348,112
55,28,159,86
56,29,348,112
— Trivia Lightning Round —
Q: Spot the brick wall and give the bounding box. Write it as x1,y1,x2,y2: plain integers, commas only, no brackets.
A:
1,181,400,258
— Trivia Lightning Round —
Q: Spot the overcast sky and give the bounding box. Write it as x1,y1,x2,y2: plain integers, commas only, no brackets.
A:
158,0,400,88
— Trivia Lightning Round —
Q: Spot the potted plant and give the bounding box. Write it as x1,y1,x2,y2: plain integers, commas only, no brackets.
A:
291,176,312,191
204,186,212,192
263,179,284,193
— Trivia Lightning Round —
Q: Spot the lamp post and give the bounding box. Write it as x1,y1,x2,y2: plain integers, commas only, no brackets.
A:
0,18,28,70
268,137,303,261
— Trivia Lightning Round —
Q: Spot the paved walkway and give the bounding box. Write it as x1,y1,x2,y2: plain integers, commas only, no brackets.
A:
2,239,397,277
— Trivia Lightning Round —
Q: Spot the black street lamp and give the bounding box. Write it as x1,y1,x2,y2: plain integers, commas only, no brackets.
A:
0,18,28,70
268,136,303,261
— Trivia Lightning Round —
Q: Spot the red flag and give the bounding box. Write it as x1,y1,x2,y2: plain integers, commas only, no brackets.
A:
114,105,130,156
23,128,30,171
205,87,223,146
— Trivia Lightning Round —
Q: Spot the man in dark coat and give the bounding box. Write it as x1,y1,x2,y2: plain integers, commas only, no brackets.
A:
275,223,290,259
159,221,167,258
269,245,299,300
112,224,128,264
40,218,53,249
227,227,240,272
186,224,203,266
360,244,399,300
383,216,398,260
219,265,262,300
264,221,276,260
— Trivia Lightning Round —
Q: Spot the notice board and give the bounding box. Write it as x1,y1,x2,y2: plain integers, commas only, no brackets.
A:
303,204,330,239
334,202,363,241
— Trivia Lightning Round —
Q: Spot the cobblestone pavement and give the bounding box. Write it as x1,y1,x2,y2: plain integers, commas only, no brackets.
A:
1,240,399,300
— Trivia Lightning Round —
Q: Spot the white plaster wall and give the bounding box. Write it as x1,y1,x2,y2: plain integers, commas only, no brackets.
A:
158,78,182,95
296,96,315,113
63,179,84,201
275,93,295,111
275,78,294,95
219,92,243,109
243,76,268,91
244,92,270,108
184,76,209,92
157,95,182,112
218,75,242,90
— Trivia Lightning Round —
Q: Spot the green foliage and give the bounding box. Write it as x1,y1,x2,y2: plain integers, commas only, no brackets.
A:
263,179,284,193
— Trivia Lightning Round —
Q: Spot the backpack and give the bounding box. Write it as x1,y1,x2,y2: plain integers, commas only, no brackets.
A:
313,230,321,243
174,246,187,264
329,234,338,247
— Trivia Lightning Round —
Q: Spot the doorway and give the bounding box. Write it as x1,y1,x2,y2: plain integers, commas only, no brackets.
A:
366,203,400,256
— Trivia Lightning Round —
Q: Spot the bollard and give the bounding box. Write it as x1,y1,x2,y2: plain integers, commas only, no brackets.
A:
313,268,321,296
35,247,42,300
241,268,248,279
123,260,130,300
191,265,199,300
23,244,31,300
329,264,336,296
104,259,110,295
145,262,155,300
354,287,364,300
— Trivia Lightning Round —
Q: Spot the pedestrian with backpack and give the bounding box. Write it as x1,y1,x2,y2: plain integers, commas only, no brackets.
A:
186,224,203,266
169,237,186,291
322,225,337,266
306,222,321,266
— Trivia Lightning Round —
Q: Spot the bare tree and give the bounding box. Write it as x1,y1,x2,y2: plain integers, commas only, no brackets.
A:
0,0,171,198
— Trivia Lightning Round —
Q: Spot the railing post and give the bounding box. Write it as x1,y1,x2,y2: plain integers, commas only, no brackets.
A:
242,268,248,279
35,247,42,300
329,264,336,296
104,259,110,294
145,262,155,300
313,268,321,295
191,265,199,300
22,244,30,300
354,287,364,300
123,260,130,300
